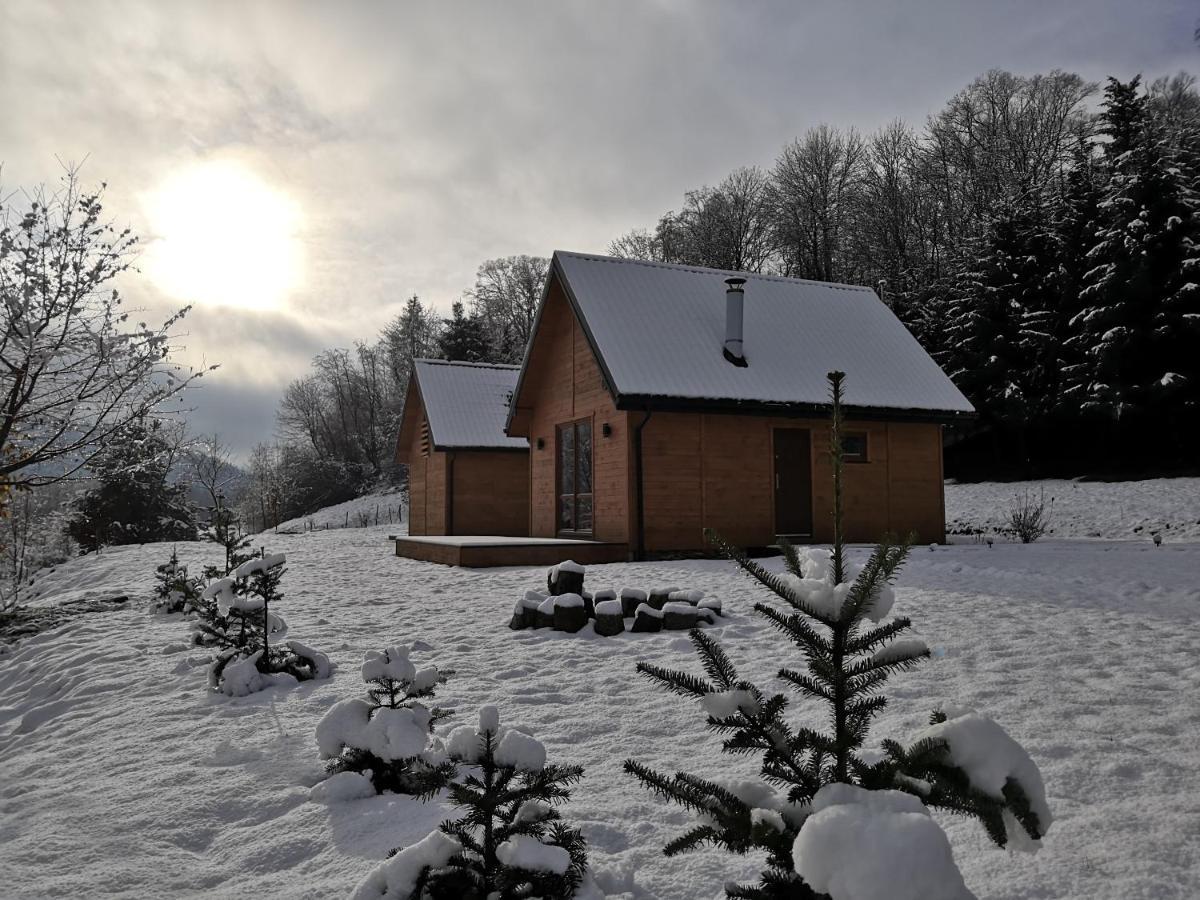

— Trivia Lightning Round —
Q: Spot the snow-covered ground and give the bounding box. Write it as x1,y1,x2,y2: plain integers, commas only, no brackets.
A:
945,477,1200,541
2,509,1199,897
273,489,407,533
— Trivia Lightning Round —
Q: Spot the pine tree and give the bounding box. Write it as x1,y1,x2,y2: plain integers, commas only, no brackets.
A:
201,491,254,580
65,418,197,553
437,302,492,363
940,193,1061,456
1045,144,1105,421
204,550,329,692
624,372,1049,899
150,547,202,615
193,548,282,652
356,707,589,900
1070,77,1200,432
317,646,457,796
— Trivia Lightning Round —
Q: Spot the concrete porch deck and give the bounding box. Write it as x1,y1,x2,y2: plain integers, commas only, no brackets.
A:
389,535,630,567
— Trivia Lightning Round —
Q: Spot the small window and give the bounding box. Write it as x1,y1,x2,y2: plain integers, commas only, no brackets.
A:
841,432,868,463
419,418,431,457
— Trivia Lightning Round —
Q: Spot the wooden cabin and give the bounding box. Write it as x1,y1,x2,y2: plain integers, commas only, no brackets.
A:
504,251,976,556
396,359,529,536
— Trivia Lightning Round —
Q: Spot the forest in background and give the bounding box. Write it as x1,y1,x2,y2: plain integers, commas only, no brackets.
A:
4,66,1197,590
241,68,1200,526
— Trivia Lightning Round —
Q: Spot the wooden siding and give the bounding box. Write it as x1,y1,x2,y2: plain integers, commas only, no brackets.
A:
515,279,631,545
450,450,530,536
408,446,447,537
405,398,528,536
641,413,945,551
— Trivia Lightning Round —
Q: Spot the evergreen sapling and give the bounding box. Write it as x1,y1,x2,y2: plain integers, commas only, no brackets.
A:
316,646,457,796
205,550,331,695
192,508,262,650
624,372,1050,900
352,706,590,900
150,547,202,615
202,492,255,580
192,550,285,651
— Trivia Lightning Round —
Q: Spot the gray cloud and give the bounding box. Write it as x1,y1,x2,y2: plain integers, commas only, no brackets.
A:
2,0,1194,458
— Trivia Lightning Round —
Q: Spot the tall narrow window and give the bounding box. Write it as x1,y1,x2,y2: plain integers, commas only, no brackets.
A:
557,419,593,534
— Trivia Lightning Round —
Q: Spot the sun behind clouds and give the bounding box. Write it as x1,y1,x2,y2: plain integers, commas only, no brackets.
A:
144,160,302,312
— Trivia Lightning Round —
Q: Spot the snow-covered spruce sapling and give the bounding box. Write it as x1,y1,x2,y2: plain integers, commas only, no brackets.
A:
151,548,203,615
206,551,331,695
192,554,285,651
201,493,255,580
316,646,456,796
624,372,1050,900
352,706,589,900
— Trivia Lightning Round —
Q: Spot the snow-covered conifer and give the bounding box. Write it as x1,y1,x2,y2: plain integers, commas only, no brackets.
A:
64,418,197,553
201,492,254,580
205,550,330,694
192,560,284,652
353,706,589,899
316,646,456,796
1068,76,1200,424
939,192,1066,458
624,372,1050,899
150,548,202,615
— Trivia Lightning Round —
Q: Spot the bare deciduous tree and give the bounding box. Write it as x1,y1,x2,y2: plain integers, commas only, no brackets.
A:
922,69,1095,249
772,125,866,282
466,255,548,362
188,433,239,510
671,166,776,272
0,168,211,499
277,344,394,476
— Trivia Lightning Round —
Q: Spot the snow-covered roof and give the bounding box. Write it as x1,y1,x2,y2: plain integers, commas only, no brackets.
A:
412,359,527,450
545,251,974,417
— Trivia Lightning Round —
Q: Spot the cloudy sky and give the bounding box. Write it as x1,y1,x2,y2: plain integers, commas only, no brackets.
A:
1,0,1194,458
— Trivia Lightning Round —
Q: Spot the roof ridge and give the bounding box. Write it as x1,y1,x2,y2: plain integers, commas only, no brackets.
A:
554,250,874,294
414,358,521,370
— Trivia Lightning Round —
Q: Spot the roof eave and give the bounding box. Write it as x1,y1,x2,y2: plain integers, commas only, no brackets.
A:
431,442,530,453
613,393,978,424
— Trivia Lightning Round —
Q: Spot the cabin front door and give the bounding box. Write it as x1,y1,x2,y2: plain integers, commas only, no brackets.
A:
773,428,813,539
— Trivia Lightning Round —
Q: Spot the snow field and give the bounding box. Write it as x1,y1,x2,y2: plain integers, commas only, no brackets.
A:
1,533,1199,898
272,488,407,534
944,477,1200,541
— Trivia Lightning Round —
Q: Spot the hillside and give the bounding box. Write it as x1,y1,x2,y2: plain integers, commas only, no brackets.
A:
2,486,1198,897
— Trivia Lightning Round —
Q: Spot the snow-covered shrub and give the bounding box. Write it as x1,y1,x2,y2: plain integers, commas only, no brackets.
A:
316,646,456,796
625,373,1050,899
1006,489,1052,543
205,551,331,695
352,706,590,899
150,548,203,615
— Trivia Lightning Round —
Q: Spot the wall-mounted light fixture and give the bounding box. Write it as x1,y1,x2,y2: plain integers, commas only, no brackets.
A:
601,423,613,438
536,437,545,450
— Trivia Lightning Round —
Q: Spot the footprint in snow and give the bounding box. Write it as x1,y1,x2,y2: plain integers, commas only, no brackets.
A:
204,739,264,767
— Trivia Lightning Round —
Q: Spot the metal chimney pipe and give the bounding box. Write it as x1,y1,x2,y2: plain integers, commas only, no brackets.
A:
723,276,748,367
